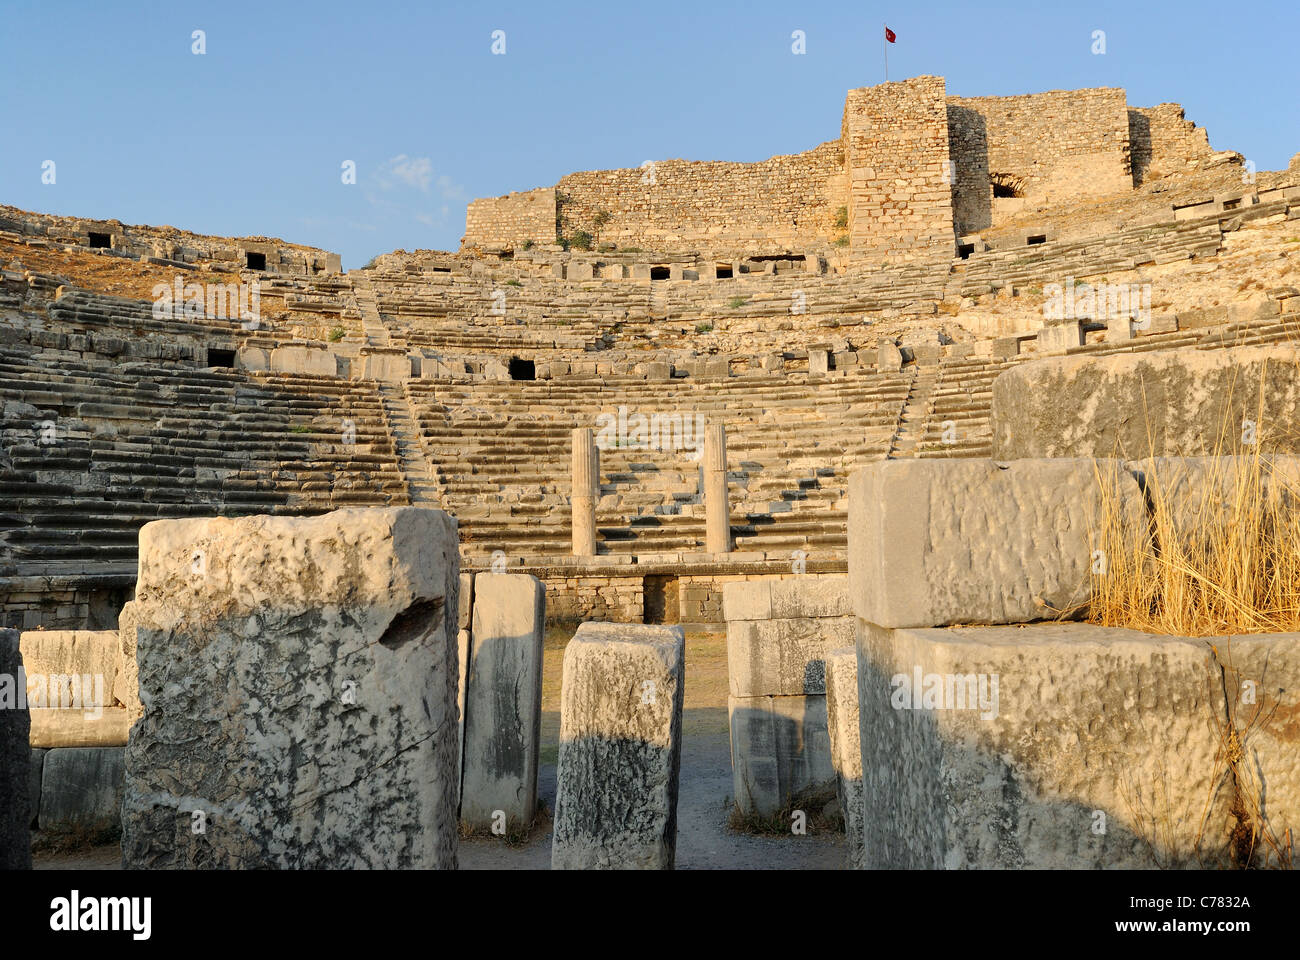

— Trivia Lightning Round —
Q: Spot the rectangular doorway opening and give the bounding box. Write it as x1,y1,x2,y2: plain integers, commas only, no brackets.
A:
246,251,267,270
715,264,733,279
1026,235,1047,246
207,348,237,368
88,232,112,249
509,357,535,381
643,575,679,625
650,266,671,280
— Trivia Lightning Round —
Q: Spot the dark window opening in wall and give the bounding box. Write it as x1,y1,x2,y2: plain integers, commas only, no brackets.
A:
749,254,806,262
1027,235,1047,246
246,251,267,270
990,172,1026,199
431,266,451,273
1223,198,1242,211
650,266,671,280
715,264,734,279
957,243,975,260
508,357,535,381
207,348,237,368
643,575,679,625
88,232,112,249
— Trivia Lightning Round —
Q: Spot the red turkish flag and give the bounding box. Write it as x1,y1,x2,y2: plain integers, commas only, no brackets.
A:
885,26,897,43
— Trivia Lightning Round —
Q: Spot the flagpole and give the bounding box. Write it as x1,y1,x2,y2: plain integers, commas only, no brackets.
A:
883,23,889,82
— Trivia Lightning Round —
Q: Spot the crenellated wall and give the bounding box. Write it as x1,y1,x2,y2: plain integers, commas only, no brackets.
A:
1128,104,1215,185
462,79,1223,262
947,87,1132,233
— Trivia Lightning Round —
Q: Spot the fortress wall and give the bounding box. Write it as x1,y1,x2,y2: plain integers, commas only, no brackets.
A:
463,187,557,250
842,76,955,264
551,140,847,254
947,87,1132,231
1128,104,1214,185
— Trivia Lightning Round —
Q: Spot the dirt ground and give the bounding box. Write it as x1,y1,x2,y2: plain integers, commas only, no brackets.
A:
33,629,845,871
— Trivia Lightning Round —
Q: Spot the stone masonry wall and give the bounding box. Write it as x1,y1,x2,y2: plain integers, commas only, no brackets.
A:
553,142,847,254
947,87,1132,232
1129,104,1214,186
463,187,557,250
842,76,955,264
0,205,340,276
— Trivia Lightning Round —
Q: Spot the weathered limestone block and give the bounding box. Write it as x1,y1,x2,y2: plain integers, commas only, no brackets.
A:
1106,314,1135,341
359,351,411,383
552,622,685,870
1037,320,1084,353
824,648,863,869
729,694,834,817
460,573,545,831
116,601,143,722
19,630,119,709
809,349,830,376
848,458,1145,628
30,709,131,749
992,336,1020,358
19,628,132,747
122,507,461,869
726,617,854,697
721,578,850,623
991,347,1300,459
270,343,335,377
855,620,1259,869
877,340,903,372
0,629,32,868
39,747,125,832
1215,633,1300,866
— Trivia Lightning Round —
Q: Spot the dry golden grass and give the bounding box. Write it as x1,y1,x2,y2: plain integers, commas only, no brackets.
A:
1088,361,1300,637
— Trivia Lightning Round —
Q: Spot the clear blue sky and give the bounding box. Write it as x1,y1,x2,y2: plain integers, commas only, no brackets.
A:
3,1,1296,269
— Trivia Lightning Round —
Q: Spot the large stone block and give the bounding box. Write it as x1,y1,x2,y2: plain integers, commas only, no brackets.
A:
1037,320,1084,353
19,628,131,747
991,347,1300,459
729,694,833,817
722,577,849,623
726,616,854,697
460,573,545,831
552,623,684,870
848,458,1145,628
1215,633,1300,866
19,630,120,709
855,620,1251,869
39,747,125,832
824,648,863,869
30,709,131,748
122,507,461,869
0,628,32,868
360,351,411,383
270,343,336,377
